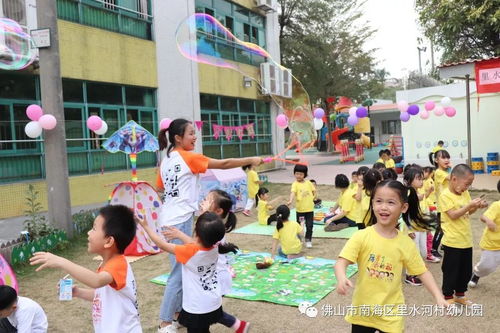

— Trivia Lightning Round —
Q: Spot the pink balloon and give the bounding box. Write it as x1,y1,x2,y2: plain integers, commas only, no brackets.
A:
276,114,288,129
420,110,430,119
397,101,408,113
87,115,103,131
424,101,435,111
38,114,57,130
347,115,359,126
434,106,444,117
159,118,172,130
400,112,410,122
26,104,43,121
444,106,456,117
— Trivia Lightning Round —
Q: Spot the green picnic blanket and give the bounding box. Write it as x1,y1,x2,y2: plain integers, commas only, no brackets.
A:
232,222,357,239
150,251,358,307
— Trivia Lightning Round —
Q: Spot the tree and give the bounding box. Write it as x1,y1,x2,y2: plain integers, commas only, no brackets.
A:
278,0,385,103
415,0,500,63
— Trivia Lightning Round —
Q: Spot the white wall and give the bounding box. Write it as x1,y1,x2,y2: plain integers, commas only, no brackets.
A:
152,0,202,151
397,82,500,166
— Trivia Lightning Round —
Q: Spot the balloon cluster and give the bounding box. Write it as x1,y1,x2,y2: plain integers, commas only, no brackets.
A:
87,116,108,135
398,97,456,122
347,106,368,126
24,105,57,138
313,108,325,130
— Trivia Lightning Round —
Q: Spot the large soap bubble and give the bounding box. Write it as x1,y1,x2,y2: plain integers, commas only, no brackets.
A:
0,18,36,70
176,14,316,152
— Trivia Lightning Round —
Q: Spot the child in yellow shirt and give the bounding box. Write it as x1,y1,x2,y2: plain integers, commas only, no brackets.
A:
288,164,315,248
324,174,358,232
384,149,396,169
469,180,500,288
335,179,448,333
431,149,451,258
243,165,262,216
439,164,487,305
256,187,282,225
271,205,303,259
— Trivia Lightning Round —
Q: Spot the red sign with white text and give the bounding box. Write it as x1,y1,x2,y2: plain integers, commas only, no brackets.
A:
475,58,500,93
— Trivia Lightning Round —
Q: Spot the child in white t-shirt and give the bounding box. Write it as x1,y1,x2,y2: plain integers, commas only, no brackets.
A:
30,205,141,333
140,211,239,333
0,286,47,333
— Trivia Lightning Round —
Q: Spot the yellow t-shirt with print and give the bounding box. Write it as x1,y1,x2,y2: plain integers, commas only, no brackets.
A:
340,187,358,222
423,177,436,207
291,180,315,213
439,188,472,248
272,221,302,255
339,226,427,333
479,201,500,251
246,170,260,198
434,168,449,212
385,158,396,169
257,199,272,225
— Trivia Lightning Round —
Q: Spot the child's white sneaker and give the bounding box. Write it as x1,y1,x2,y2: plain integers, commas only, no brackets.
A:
158,324,177,333
306,241,312,248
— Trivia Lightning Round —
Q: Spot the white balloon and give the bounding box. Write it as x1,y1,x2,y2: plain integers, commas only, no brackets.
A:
313,118,323,130
94,121,108,135
25,121,43,138
348,107,357,116
441,96,452,107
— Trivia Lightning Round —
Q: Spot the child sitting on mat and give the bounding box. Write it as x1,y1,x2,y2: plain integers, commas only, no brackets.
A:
324,174,358,232
271,205,304,259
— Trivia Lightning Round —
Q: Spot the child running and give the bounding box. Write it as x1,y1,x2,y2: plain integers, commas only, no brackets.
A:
287,164,315,248
271,205,304,259
335,180,448,333
256,187,282,225
469,180,500,288
431,149,452,259
30,205,141,333
439,164,487,305
139,212,239,333
163,189,250,333
156,119,262,332
242,164,262,217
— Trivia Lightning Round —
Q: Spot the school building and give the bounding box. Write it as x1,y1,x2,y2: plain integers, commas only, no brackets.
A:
0,0,283,218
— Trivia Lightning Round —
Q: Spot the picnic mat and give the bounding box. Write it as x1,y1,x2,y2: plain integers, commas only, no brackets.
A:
291,200,336,225
150,251,358,307
232,222,357,239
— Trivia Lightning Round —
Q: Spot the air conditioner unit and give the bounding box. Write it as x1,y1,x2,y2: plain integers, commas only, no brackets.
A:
281,68,292,98
260,62,281,96
255,0,276,12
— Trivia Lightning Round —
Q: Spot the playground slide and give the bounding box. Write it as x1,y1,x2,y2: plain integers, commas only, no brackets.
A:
331,127,349,151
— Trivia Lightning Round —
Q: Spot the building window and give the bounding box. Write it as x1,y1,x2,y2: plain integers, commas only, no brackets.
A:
382,120,401,135
0,77,157,183
200,94,271,159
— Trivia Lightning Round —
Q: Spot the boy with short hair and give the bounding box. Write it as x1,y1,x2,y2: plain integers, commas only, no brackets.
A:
439,164,487,305
469,180,500,288
0,285,47,333
324,174,358,232
376,150,387,164
288,164,315,248
384,149,396,169
30,205,142,333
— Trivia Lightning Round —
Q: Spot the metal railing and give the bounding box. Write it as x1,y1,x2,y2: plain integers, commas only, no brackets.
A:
56,0,153,40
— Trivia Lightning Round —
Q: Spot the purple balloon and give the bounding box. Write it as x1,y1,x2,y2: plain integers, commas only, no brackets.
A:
407,104,420,115
347,115,359,126
356,107,368,118
313,108,325,119
400,111,410,122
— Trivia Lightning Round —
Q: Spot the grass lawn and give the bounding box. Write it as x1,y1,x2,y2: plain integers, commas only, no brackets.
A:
16,183,500,332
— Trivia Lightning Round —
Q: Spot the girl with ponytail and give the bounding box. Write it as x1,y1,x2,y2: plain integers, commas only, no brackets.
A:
335,180,448,333
270,205,304,259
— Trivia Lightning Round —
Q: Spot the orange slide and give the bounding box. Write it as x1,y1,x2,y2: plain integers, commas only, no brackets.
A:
330,127,349,151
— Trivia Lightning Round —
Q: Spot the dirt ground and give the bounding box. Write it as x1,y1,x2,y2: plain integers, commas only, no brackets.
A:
17,183,500,332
